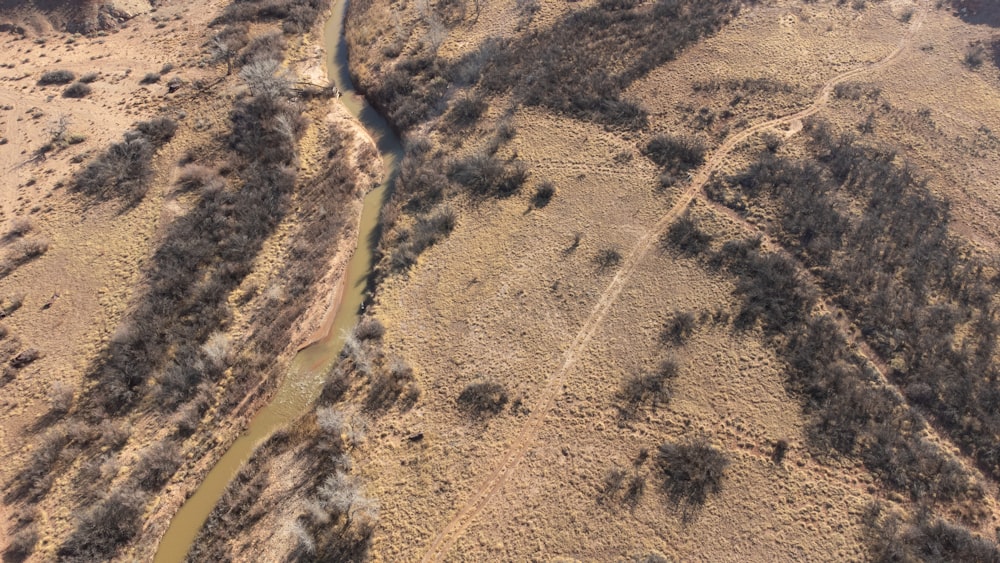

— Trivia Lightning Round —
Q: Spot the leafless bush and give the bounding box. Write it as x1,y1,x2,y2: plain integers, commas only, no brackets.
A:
4,524,39,562
176,164,222,193
49,381,75,415
131,440,181,491
644,134,706,175
657,435,728,512
5,218,32,240
622,359,678,414
366,357,417,411
59,486,146,559
532,181,555,208
37,69,75,85
661,311,696,345
594,247,622,272
354,317,384,341
139,72,161,84
663,214,711,256
448,153,529,198
457,380,509,417
63,82,92,98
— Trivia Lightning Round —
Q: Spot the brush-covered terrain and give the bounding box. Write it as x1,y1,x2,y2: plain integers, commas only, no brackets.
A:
5,0,1000,561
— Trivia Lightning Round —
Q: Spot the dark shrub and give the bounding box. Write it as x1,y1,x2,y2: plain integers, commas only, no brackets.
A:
4,525,38,563
446,93,487,128
449,153,528,198
532,181,555,208
643,134,706,174
657,436,728,510
622,359,678,414
663,214,712,255
458,380,509,416
139,72,161,85
63,82,92,98
135,117,178,146
131,440,181,491
662,311,696,345
354,317,385,341
594,247,622,272
59,487,145,560
79,72,99,83
37,69,75,85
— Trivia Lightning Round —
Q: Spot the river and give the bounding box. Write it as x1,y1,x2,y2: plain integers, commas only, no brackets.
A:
153,1,402,559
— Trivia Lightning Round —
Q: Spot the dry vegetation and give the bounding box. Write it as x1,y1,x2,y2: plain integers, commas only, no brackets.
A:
5,0,1000,560
0,0,381,560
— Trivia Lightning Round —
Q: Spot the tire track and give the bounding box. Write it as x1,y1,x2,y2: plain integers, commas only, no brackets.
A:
419,4,928,560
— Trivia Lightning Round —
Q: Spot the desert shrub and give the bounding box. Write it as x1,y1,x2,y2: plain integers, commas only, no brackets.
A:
74,118,177,203
49,381,75,415
63,81,92,98
237,32,286,67
446,93,487,129
594,247,622,272
657,436,728,511
457,380,509,417
448,153,528,198
390,206,457,271
772,439,789,464
135,117,178,146
79,71,99,83
964,43,986,69
131,440,181,491
663,214,712,256
532,181,555,207
833,81,880,101
643,134,706,175
5,218,32,239
59,486,145,560
661,311,696,345
621,359,678,413
139,72,160,84
0,237,49,276
365,357,417,411
354,317,385,341
176,164,222,192
863,503,1000,562
4,525,39,563
37,69,75,85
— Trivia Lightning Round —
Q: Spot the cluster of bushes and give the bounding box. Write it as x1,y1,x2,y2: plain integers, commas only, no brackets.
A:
73,117,177,204
643,134,706,177
361,0,743,131
12,10,362,559
708,119,1000,490
706,236,980,503
657,435,728,519
212,0,332,34
662,214,712,256
448,152,529,199
862,502,1000,562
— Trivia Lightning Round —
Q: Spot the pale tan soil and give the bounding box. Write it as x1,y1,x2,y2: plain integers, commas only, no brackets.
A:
330,0,1000,561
